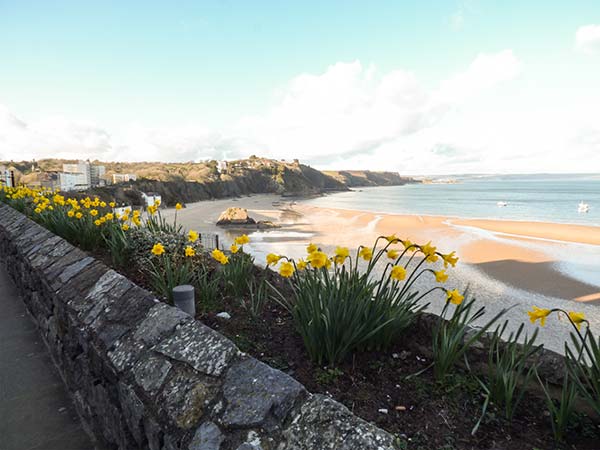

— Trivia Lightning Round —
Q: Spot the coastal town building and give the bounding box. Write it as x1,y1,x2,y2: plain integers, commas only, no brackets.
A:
112,173,137,184
60,160,106,191
141,192,161,207
0,165,15,188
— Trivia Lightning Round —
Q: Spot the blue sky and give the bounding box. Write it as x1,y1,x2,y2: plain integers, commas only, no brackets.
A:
1,1,600,173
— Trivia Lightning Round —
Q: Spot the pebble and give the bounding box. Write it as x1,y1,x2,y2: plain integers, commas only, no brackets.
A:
216,312,231,320
395,405,406,411
378,408,388,414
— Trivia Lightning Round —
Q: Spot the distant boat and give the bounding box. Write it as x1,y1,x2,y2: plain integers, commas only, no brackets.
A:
497,201,508,207
578,201,590,213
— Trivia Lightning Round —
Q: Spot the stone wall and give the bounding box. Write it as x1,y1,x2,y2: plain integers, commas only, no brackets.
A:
0,203,401,450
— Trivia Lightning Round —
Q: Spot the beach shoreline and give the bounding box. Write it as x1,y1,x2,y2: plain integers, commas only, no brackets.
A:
165,194,600,304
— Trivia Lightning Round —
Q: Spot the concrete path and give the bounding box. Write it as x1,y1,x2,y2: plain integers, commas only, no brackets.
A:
0,262,96,450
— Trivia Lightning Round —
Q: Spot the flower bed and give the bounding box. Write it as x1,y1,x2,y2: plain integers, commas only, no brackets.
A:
2,185,599,450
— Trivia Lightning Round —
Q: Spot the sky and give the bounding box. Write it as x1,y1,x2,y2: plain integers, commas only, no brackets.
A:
1,1,600,175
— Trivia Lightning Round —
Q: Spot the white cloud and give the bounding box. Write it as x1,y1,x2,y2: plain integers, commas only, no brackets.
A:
575,24,600,54
3,49,598,175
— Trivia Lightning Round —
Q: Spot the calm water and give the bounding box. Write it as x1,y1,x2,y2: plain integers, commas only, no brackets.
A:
302,174,600,226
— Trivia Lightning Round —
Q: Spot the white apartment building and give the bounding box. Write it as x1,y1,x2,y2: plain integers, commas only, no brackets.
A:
112,173,137,184
60,160,106,191
1,166,14,188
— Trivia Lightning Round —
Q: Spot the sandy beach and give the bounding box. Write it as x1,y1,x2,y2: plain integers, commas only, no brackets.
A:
164,193,600,353
165,194,600,304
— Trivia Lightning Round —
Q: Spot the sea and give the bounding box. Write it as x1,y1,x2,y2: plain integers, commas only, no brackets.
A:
301,174,600,227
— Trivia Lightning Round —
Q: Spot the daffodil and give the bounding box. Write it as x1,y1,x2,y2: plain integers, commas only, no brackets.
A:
334,246,349,264
94,219,102,226
105,213,114,220
359,246,372,261
211,249,229,265
528,306,551,326
307,250,328,269
390,265,407,281
75,212,83,219
67,210,75,218
387,249,399,260
175,203,183,210
568,311,586,330
296,259,307,271
385,234,400,243
109,201,116,208
234,234,250,245
151,243,165,256
279,261,295,278
188,230,199,242
230,244,239,254
402,239,415,252
443,251,459,268
434,270,448,283
184,246,196,257
446,289,464,305
122,224,129,231
90,209,98,217
306,243,318,254
266,253,281,266
100,201,107,208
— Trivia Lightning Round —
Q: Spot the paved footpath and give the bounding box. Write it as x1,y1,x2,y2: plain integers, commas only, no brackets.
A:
0,262,98,450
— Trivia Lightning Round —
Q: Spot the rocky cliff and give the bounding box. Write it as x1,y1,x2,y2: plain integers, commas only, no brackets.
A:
323,170,416,187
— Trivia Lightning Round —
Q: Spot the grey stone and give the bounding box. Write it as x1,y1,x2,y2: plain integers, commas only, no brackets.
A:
134,355,172,394
278,395,400,450
216,312,231,320
57,256,95,284
237,444,263,450
188,421,224,450
160,371,219,429
108,334,148,373
154,321,239,377
222,358,306,429
118,382,145,445
134,303,190,346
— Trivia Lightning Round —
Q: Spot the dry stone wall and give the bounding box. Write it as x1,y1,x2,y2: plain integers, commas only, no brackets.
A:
0,203,401,450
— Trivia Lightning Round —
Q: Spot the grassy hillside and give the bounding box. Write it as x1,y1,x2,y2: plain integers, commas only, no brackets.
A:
1,156,418,206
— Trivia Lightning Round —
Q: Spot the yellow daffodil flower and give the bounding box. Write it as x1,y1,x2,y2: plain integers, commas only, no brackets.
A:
266,253,281,266
151,243,165,256
230,244,239,254
296,259,307,271
390,265,407,281
334,246,349,264
443,251,459,268
528,306,551,326
279,261,295,278
359,246,372,261
307,250,328,269
446,289,464,305
109,201,116,208
184,246,196,257
306,243,318,254
568,311,586,330
434,270,448,283
75,212,83,219
122,224,129,231
175,203,183,210
387,249,399,260
211,249,229,265
188,230,199,242
234,234,250,245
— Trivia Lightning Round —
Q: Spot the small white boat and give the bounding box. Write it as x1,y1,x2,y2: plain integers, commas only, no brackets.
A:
578,201,590,213
497,201,508,207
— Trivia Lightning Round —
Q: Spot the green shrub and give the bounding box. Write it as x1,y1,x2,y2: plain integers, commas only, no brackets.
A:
538,371,579,442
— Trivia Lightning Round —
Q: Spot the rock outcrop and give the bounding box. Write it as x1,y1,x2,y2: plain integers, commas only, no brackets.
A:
216,207,256,226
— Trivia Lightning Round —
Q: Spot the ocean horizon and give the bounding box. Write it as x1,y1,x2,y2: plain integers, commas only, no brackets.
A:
301,173,600,227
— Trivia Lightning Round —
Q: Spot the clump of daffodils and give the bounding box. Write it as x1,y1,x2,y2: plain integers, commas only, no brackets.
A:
266,235,463,366
266,234,461,303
